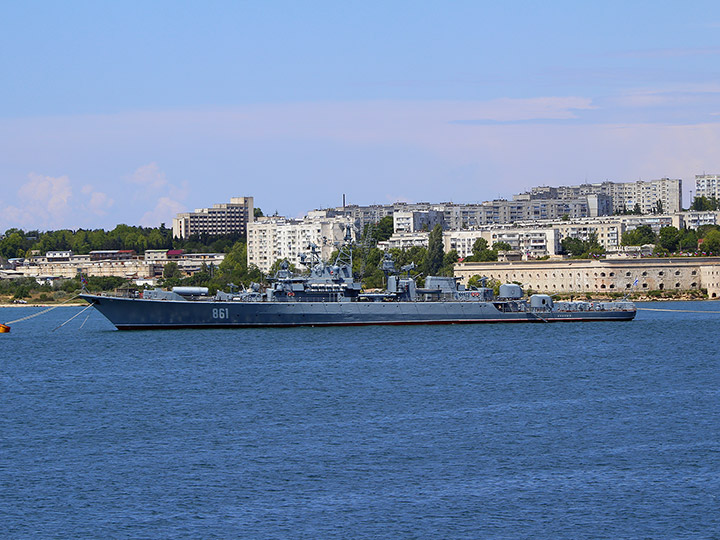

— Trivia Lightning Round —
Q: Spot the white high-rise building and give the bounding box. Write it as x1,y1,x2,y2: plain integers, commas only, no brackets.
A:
525,178,682,214
695,174,720,200
247,216,354,273
173,197,254,238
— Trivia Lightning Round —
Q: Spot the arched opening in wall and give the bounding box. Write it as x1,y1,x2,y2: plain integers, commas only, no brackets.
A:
713,292,718,298
642,283,648,288
626,283,632,288
609,284,615,289
659,283,664,290
626,272,631,276
659,271,664,276
691,282,697,288
675,282,680,288
601,284,606,289
675,270,680,275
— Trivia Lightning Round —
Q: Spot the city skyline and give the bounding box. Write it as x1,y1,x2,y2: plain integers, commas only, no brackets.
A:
2,1,719,232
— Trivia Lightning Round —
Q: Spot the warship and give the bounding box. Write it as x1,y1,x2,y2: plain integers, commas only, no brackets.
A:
81,240,637,330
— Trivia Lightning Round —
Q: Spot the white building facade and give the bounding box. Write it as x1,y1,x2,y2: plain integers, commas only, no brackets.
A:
695,174,720,200
173,196,254,239
247,216,355,273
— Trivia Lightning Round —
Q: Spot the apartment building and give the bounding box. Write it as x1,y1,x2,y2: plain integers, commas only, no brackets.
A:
695,174,720,199
247,216,354,273
13,250,226,280
322,196,607,233
172,196,254,239
393,210,444,233
525,178,682,214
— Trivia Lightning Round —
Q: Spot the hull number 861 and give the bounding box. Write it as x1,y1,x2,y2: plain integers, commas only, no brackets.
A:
212,308,230,319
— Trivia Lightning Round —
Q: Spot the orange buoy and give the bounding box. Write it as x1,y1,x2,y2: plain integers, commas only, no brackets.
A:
0,323,10,333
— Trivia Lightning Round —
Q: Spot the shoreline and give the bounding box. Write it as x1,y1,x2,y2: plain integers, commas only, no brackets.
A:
0,302,88,308
1,297,718,309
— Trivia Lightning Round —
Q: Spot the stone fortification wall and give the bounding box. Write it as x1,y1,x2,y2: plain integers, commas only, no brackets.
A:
455,258,720,296
700,266,720,298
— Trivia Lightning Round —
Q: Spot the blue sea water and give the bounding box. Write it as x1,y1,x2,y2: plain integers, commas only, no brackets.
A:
1,302,719,539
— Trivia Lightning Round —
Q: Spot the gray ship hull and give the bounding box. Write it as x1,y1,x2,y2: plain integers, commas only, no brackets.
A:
81,294,636,330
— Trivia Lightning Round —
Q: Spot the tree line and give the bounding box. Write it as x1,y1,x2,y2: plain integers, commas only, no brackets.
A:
620,224,720,255
0,224,246,260
4,218,720,302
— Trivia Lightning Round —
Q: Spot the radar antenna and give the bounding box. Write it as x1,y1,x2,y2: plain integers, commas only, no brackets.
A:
333,224,354,270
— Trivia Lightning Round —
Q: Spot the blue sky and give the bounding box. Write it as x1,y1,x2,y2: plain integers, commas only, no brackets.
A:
1,1,720,231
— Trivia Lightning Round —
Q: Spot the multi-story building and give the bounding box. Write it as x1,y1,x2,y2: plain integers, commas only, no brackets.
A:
679,210,720,229
172,196,254,239
441,228,560,259
246,215,354,273
323,196,608,233
393,210,444,233
695,174,720,200
14,250,226,280
524,178,682,214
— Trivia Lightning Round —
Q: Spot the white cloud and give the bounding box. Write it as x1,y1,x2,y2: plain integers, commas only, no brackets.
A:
2,173,73,229
2,98,720,227
125,162,169,196
125,163,188,226
139,196,186,227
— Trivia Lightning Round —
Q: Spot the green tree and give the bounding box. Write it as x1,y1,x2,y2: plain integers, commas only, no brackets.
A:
374,216,394,243
701,229,720,254
622,225,656,246
477,249,498,262
655,226,680,253
561,237,586,257
678,228,699,251
162,261,182,279
0,231,27,258
691,196,718,211
561,233,604,258
424,225,444,275
492,241,512,251
439,249,459,276
471,238,489,257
